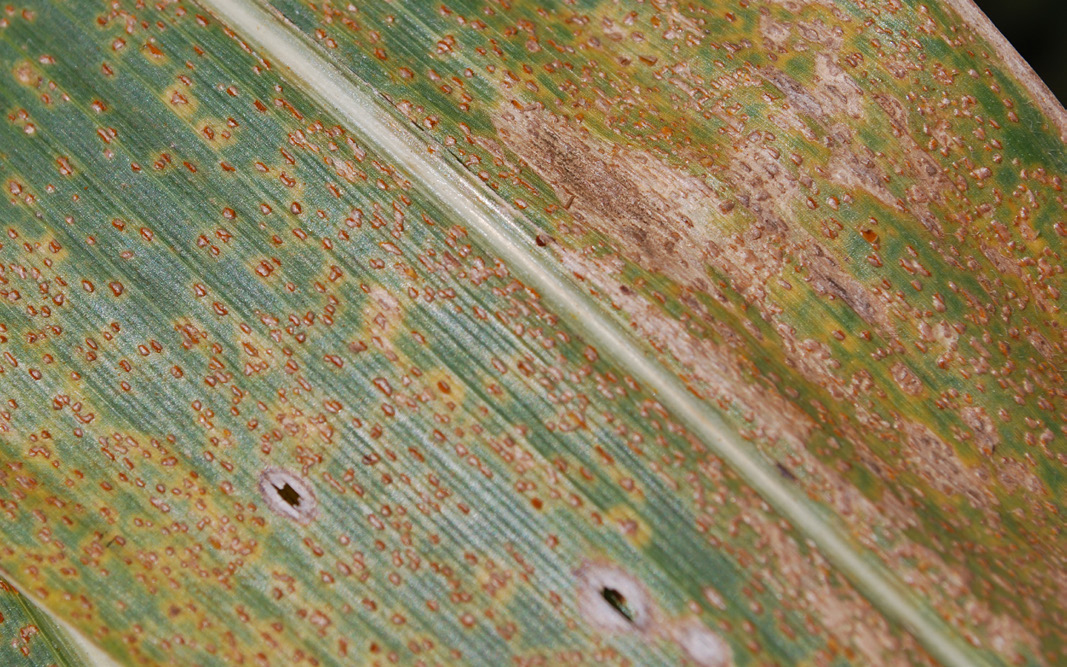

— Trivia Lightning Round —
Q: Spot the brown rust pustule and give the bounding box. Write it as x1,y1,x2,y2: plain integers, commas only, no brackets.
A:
899,422,995,510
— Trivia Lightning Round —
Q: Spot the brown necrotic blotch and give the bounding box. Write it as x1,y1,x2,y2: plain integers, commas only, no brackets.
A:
258,468,318,524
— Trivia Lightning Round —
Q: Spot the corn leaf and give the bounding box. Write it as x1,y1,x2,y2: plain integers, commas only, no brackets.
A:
0,578,115,666
0,0,1064,666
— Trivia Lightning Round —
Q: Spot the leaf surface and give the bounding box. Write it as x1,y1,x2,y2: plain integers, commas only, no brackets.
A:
0,578,109,667
0,1,1063,666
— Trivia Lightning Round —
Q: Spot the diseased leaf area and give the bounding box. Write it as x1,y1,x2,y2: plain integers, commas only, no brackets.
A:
0,579,84,666
0,1,1060,667
264,0,1066,662
0,1,919,665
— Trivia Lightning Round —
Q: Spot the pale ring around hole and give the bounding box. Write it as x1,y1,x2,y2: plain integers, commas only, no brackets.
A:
574,560,655,633
258,467,318,524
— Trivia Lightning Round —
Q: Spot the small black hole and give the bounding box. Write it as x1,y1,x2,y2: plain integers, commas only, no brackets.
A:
275,483,302,507
600,587,633,623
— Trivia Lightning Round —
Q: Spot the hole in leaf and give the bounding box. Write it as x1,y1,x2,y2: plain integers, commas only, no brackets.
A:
258,468,318,524
575,561,653,632
774,461,796,481
275,483,302,507
600,587,634,623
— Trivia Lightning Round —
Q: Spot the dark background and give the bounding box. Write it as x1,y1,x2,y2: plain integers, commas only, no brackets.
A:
975,0,1067,104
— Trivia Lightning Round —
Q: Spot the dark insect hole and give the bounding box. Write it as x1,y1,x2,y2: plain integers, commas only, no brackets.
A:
600,587,633,623
275,483,302,507
774,461,797,482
